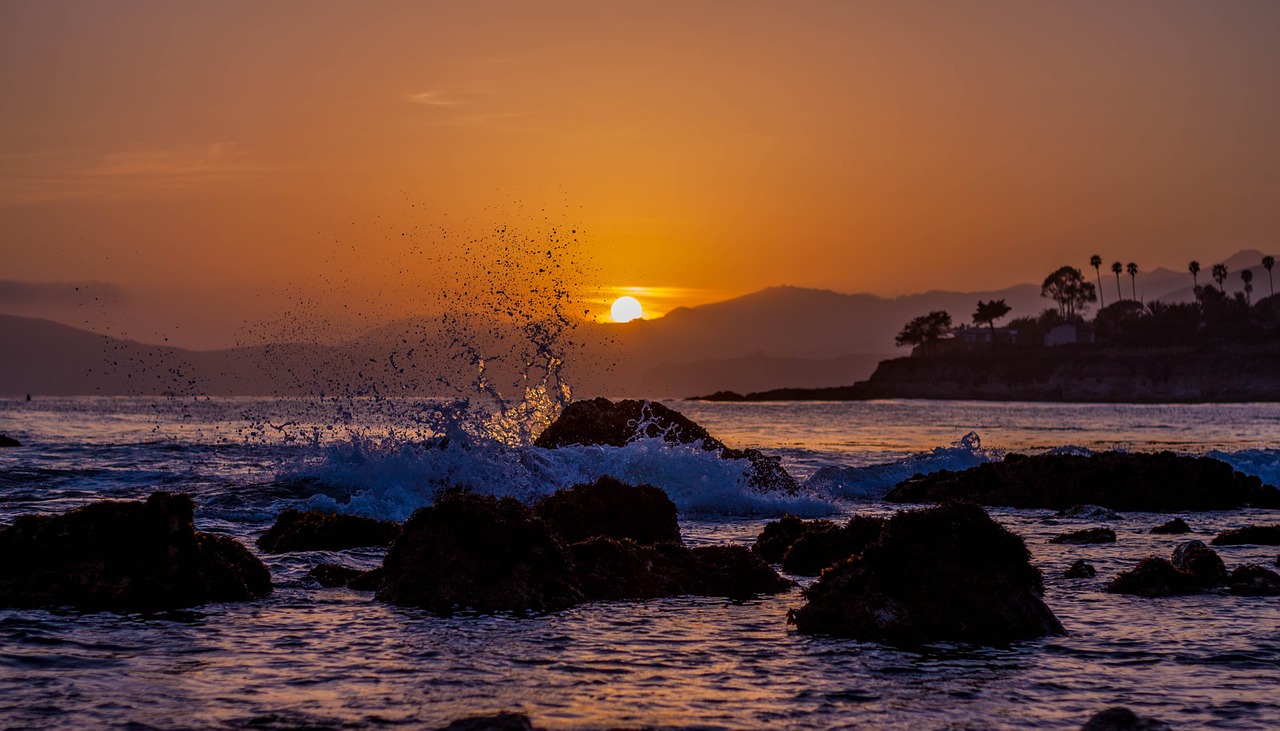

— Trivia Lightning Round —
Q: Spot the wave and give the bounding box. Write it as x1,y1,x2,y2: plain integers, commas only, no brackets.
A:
801,432,999,500
1208,448,1280,489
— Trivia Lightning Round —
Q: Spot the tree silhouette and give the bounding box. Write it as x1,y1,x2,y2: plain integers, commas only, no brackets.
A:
1090,255,1104,308
973,299,1012,336
1126,262,1139,301
896,311,953,355
1264,255,1275,297
1211,263,1228,289
1041,266,1097,319
1111,261,1123,301
1241,269,1254,305
1188,260,1200,289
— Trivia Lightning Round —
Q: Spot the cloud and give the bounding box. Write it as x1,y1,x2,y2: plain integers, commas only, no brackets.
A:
406,91,467,107
0,143,269,204
0,280,127,308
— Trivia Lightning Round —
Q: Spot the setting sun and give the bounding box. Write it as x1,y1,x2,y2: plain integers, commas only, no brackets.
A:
610,296,643,323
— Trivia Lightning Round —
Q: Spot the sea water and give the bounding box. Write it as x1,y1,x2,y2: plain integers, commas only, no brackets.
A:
1,396,1279,730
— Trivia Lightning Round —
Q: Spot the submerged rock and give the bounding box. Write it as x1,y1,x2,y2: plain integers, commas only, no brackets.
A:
437,713,537,731
1150,518,1191,535
885,451,1280,511
533,397,797,493
691,545,796,599
1211,524,1280,546
1227,565,1280,596
535,476,680,545
1106,558,1205,597
0,434,20,447
1058,504,1123,521
1079,706,1173,731
789,502,1064,645
256,509,401,553
1050,527,1117,545
1065,559,1097,579
377,491,581,614
1170,540,1227,586
567,538,793,601
306,563,382,590
0,492,270,611
781,515,885,576
752,515,837,563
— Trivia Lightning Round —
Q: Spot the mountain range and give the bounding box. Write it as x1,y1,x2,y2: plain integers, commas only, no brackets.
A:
2,250,1273,399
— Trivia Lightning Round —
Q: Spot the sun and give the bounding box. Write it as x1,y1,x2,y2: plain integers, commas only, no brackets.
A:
610,296,644,323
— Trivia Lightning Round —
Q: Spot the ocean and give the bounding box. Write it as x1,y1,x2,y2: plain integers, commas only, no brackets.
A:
1,396,1278,730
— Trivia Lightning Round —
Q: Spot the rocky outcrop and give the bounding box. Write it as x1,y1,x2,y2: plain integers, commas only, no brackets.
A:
1051,527,1117,545
780,516,885,576
789,502,1064,645
1150,518,1191,534
256,509,401,553
1065,560,1097,578
1211,524,1280,546
0,434,20,447
568,539,793,601
752,516,836,563
1107,541,1226,597
1227,565,1280,596
535,476,679,545
1171,540,1227,586
0,492,271,611
533,398,797,493
886,451,1279,511
1079,706,1173,731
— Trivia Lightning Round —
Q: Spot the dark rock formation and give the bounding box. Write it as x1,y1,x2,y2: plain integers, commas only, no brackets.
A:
0,434,20,447
377,491,581,614
256,509,401,553
1211,524,1280,546
1050,527,1117,545
1170,540,1227,586
0,492,271,611
437,713,536,731
752,515,836,563
567,538,792,601
1150,518,1191,535
1058,505,1122,520
535,476,680,545
781,516,885,576
1080,706,1173,731
533,398,797,493
886,451,1280,511
1227,565,1280,596
307,563,382,589
1106,558,1205,597
1065,560,1097,578
789,502,1064,644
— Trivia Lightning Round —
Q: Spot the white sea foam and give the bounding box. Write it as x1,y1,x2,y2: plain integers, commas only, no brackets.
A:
801,431,999,500
1208,448,1280,488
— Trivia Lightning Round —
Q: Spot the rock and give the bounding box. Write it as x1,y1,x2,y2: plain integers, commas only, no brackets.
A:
533,398,797,493
0,434,20,447
0,492,271,611
1170,540,1227,586
1227,564,1280,596
437,713,537,731
1211,524,1280,546
376,491,581,614
1106,558,1205,597
567,538,792,601
256,509,401,553
752,515,837,563
1079,706,1173,731
1150,518,1191,534
789,502,1064,645
535,476,680,545
1058,505,1123,520
885,451,1280,511
306,563,382,588
1065,559,1097,578
781,515,885,576
1050,527,1117,545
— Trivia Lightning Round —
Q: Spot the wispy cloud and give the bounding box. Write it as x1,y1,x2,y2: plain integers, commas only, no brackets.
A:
405,91,467,107
0,143,270,204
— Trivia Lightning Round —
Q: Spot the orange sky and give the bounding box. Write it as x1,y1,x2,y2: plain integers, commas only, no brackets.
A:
2,1,1279,347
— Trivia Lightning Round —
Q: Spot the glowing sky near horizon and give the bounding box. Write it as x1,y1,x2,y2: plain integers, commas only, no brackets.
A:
2,1,1279,346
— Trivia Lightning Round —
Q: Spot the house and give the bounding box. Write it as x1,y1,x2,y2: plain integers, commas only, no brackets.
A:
953,326,1019,346
1045,322,1095,347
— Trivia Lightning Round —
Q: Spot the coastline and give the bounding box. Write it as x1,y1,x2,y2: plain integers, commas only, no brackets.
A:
691,343,1280,403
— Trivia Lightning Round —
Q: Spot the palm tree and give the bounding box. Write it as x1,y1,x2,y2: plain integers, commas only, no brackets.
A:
1090,255,1104,308
1111,261,1123,301
1126,262,1139,301
1241,269,1254,305
973,299,1012,337
1188,260,1200,288
1264,255,1275,297
1211,263,1228,290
